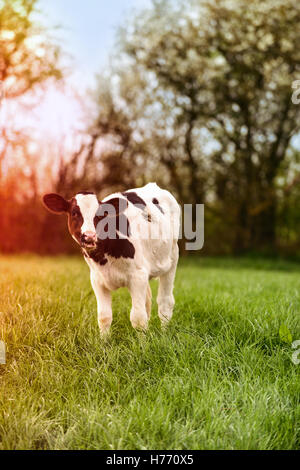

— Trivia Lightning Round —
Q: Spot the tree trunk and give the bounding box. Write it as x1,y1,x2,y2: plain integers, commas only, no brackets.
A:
251,198,277,252
234,190,277,254
233,199,250,254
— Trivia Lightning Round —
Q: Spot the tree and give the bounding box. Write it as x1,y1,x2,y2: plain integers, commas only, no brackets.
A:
0,0,64,254
0,0,61,98
0,0,62,174
108,0,300,252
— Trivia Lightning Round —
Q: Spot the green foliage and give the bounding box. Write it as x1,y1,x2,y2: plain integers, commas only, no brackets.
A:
0,0,62,98
89,0,300,253
279,324,292,345
0,0,64,254
0,255,299,449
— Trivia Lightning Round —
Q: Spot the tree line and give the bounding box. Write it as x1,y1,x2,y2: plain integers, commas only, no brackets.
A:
0,0,300,255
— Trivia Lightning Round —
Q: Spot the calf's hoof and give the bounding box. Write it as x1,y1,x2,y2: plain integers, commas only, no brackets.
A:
159,311,172,329
131,317,148,331
98,317,112,336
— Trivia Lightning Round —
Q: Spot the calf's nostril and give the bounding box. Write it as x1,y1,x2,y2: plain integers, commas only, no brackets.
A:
82,232,96,245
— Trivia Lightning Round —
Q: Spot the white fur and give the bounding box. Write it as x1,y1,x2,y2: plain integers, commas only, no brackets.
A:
75,194,99,234
81,183,180,334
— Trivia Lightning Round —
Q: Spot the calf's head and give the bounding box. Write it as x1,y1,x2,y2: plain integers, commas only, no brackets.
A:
43,192,99,250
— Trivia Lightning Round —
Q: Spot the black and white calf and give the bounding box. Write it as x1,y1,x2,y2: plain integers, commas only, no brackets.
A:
43,183,180,334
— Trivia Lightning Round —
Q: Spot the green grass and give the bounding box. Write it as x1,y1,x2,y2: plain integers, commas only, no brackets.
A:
0,255,299,450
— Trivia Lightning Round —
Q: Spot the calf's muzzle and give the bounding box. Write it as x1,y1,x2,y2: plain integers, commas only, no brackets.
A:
81,231,97,247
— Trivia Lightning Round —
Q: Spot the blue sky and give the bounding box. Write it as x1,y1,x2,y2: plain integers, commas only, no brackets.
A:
5,1,152,143
39,0,151,88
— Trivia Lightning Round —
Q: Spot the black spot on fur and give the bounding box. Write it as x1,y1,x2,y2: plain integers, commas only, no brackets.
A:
117,214,131,237
94,215,102,229
86,234,135,265
77,191,95,195
84,248,107,266
68,198,84,242
122,191,152,222
94,214,131,238
94,198,131,237
152,198,164,214
122,191,146,210
103,237,135,259
103,197,128,214
84,195,136,265
142,212,152,222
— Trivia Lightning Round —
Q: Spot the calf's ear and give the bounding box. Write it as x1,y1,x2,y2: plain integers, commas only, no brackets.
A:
43,193,70,214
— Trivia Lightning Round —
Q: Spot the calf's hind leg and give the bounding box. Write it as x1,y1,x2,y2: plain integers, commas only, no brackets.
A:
145,283,152,319
157,244,179,326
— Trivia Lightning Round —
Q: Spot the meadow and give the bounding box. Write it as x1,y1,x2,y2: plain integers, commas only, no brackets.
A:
0,255,299,450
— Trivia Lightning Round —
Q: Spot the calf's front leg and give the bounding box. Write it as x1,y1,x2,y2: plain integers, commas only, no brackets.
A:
90,272,112,335
129,271,149,331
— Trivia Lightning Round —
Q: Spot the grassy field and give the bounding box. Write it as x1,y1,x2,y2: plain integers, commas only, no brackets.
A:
0,255,299,450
